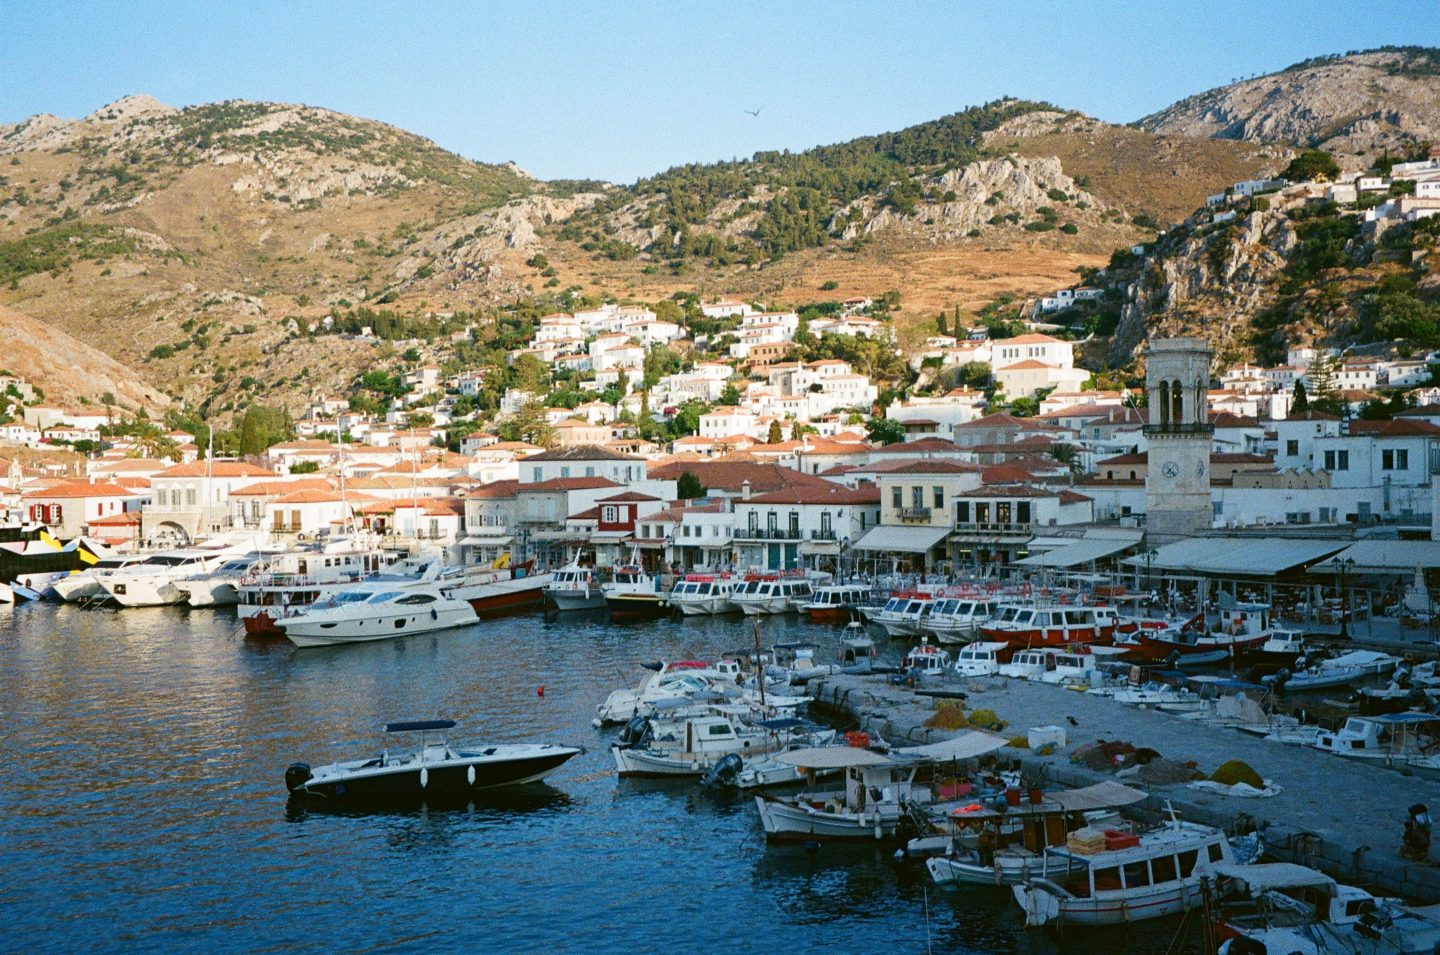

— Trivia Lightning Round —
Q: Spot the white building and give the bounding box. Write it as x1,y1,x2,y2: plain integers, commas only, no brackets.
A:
989,333,1090,396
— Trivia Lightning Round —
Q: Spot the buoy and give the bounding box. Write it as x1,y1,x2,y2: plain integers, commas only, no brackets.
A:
419,767,428,789
538,685,545,697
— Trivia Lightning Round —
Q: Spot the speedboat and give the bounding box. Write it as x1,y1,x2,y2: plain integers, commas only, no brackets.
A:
237,542,404,635
177,555,262,607
603,565,667,619
544,561,607,611
97,541,255,606
285,719,581,806
870,593,934,638
275,583,478,647
925,597,998,645
1312,716,1392,762
1265,650,1399,693
667,574,737,616
1014,819,1235,926
1214,861,1440,955
595,661,735,724
953,641,1009,677
804,584,871,624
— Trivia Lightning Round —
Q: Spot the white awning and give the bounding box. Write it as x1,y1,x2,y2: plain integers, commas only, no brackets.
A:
1209,863,1336,893
854,524,950,553
896,731,1009,761
774,747,894,769
1016,537,1137,569
800,540,841,556
458,536,512,546
1047,781,1148,812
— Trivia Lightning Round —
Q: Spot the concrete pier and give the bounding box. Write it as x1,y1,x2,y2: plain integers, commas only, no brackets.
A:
810,672,1440,902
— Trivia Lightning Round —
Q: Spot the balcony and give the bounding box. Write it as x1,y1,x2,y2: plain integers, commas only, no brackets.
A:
735,528,802,541
897,507,932,521
1143,423,1215,437
809,529,837,541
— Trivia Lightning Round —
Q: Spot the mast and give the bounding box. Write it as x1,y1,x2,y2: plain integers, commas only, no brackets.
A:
753,615,766,710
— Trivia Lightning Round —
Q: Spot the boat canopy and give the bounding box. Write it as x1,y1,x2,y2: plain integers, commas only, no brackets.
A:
1369,712,1440,724
756,718,811,730
385,719,456,733
1046,781,1147,812
775,746,893,769
1210,862,1337,894
896,731,1009,762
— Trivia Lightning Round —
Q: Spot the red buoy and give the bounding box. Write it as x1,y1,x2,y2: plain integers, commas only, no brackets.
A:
537,685,545,697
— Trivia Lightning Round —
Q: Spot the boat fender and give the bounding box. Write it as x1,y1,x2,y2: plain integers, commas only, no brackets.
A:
420,768,428,789
467,766,476,786
284,762,312,793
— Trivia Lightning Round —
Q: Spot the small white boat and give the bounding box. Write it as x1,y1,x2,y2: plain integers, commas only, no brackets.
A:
838,633,878,670
611,712,832,778
870,593,934,638
804,584,872,624
544,561,606,611
1313,716,1390,760
596,661,730,724
667,574,737,616
1214,861,1440,955
603,564,668,619
275,584,478,647
903,639,951,680
1267,649,1400,693
953,641,1009,678
1014,819,1235,926
999,649,1052,681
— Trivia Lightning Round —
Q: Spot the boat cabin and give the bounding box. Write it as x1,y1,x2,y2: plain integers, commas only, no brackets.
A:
1314,717,1388,756
839,635,877,665
929,598,996,621
904,641,951,677
1049,823,1230,900
983,605,1116,644
879,595,933,618
1218,603,1271,637
772,642,820,669
954,641,1008,676
809,584,870,607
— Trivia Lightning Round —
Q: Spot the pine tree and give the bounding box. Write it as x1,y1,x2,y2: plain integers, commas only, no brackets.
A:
936,312,948,336
1307,352,1336,401
767,420,784,443
1292,380,1309,414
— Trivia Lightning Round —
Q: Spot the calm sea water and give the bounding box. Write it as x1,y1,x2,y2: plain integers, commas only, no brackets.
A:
0,602,1202,954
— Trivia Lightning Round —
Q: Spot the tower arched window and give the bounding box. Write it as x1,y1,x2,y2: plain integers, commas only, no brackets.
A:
1170,379,1183,427
1159,381,1171,427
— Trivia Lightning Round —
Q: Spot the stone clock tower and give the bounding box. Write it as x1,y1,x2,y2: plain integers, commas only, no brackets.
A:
1144,337,1213,543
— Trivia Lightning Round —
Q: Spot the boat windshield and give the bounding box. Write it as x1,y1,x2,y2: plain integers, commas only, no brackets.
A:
331,591,375,605
366,591,404,604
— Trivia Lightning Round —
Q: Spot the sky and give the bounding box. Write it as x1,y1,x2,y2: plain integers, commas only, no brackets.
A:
3,1,1439,183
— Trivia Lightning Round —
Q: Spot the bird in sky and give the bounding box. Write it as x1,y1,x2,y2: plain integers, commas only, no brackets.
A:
744,106,763,117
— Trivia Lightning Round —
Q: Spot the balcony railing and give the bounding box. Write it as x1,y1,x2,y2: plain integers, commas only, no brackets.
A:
809,529,837,540
897,507,932,520
735,528,802,541
953,520,1034,536
1143,423,1215,436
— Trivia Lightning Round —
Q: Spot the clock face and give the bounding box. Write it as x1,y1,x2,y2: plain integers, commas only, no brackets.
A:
1161,460,1179,479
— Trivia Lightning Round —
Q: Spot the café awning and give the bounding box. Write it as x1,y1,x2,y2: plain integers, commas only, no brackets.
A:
854,524,950,554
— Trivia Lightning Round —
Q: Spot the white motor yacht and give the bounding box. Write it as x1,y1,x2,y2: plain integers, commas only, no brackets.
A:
238,544,408,635
612,712,834,778
98,541,254,607
275,584,478,647
52,554,155,602
903,640,952,680
731,576,814,616
178,555,264,607
953,641,1009,677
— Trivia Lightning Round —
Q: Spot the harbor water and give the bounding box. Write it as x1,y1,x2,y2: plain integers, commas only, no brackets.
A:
1,602,1203,953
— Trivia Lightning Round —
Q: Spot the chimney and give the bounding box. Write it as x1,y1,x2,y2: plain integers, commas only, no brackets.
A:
741,479,751,501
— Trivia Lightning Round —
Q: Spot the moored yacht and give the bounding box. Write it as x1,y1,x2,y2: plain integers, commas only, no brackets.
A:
275,583,478,647
603,564,667,619
51,554,154,602
98,540,255,607
803,583,871,623
731,576,814,616
177,555,265,607
285,719,581,806
925,597,998,644
238,543,404,635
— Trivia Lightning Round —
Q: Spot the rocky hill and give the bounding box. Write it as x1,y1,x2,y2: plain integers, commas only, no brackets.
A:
1136,47,1440,167
0,302,168,411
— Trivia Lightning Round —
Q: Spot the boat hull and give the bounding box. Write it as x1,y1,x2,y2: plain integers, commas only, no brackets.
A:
927,852,1084,887
606,595,668,619
754,795,904,840
452,574,550,618
1133,632,1268,661
279,607,479,647
735,598,789,616
102,577,187,607
546,588,607,612
1014,880,1206,926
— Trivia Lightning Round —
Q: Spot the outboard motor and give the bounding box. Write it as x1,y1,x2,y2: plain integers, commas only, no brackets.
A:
1269,668,1291,695
618,716,652,749
285,762,312,793
701,752,743,787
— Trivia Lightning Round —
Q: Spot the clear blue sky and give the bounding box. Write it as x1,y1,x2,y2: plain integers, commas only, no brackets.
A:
3,1,1437,183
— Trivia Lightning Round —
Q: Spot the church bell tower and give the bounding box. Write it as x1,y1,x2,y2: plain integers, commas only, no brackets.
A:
1144,338,1213,543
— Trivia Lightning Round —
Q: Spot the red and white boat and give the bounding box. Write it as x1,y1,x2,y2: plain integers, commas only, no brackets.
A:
1131,603,1272,662
440,559,551,617
978,603,1118,657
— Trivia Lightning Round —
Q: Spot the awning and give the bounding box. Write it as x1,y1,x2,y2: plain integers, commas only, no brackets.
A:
1121,537,1349,578
896,731,1009,762
1210,863,1336,893
774,747,894,769
1047,781,1148,812
458,536,512,546
854,524,950,553
800,540,841,556
1016,537,1137,569
1311,540,1440,574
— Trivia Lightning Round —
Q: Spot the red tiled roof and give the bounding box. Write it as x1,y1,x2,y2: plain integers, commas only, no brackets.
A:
85,511,142,527
745,484,880,505
24,481,136,499
1351,419,1440,437
520,477,622,492
156,461,277,479
596,491,661,503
